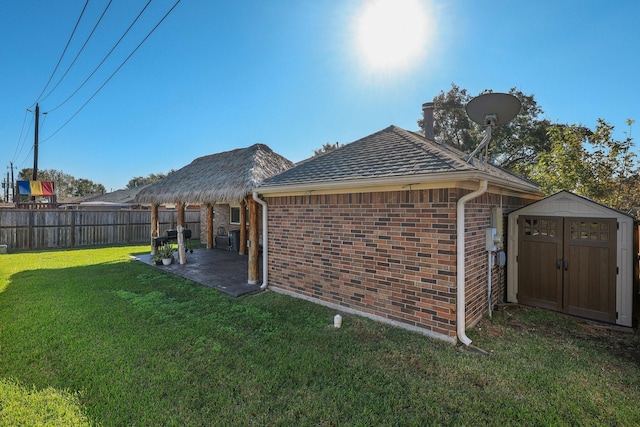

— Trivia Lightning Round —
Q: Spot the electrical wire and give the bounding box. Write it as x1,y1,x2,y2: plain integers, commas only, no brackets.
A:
39,0,113,105
17,144,34,171
47,0,152,113
41,0,182,144
31,0,90,107
16,114,49,172
11,110,30,164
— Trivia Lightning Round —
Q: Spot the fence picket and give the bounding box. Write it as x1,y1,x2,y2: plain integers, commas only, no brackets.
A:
0,209,200,250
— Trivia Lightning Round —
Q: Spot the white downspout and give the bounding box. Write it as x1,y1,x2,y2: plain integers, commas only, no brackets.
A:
252,192,268,289
456,180,488,346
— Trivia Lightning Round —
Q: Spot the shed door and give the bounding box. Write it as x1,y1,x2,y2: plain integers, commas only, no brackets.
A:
518,216,617,323
564,218,617,323
518,217,563,311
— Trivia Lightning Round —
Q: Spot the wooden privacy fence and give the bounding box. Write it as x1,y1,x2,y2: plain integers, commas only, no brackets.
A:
0,209,200,251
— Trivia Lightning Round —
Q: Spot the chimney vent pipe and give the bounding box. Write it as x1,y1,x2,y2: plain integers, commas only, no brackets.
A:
422,102,434,140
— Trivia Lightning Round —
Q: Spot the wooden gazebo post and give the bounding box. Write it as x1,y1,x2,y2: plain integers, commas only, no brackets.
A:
206,203,214,249
239,198,247,255
177,202,185,227
248,197,259,284
150,203,159,255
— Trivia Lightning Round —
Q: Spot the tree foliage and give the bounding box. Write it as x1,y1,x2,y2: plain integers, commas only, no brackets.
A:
531,119,640,213
418,83,550,177
423,83,475,150
313,142,342,156
126,171,173,189
418,83,639,214
18,168,106,198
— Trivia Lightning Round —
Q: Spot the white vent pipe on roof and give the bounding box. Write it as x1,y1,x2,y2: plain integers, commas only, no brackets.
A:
456,180,488,346
252,192,269,290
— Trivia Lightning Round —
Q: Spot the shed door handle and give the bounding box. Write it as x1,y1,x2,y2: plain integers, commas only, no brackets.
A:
556,259,562,269
564,260,568,271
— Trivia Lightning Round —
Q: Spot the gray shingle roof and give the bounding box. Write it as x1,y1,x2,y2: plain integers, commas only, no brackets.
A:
259,125,539,191
86,185,150,204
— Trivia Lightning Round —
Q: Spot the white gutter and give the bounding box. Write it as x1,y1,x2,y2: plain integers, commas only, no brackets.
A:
256,170,540,196
456,180,488,346
252,191,269,289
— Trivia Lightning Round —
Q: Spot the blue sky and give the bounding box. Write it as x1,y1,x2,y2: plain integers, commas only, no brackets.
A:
1,0,638,192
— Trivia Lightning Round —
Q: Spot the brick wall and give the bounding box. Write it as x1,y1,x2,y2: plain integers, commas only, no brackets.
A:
266,188,536,341
198,203,243,243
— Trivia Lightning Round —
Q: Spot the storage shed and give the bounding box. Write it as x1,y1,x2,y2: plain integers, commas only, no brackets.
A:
507,191,634,327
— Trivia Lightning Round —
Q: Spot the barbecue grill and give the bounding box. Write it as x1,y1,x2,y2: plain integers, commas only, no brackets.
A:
153,229,193,253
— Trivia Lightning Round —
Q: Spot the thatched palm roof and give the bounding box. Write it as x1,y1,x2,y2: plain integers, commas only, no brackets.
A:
135,144,293,204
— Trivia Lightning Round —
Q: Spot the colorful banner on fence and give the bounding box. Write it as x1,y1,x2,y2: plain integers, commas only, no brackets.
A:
17,180,55,196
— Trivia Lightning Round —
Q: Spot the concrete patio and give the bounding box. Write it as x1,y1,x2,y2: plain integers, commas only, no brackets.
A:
134,248,262,297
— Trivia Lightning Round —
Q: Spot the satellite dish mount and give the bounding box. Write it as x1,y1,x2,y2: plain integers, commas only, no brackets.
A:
465,93,521,162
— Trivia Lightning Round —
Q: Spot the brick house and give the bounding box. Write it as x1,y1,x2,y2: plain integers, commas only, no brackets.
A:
256,125,541,344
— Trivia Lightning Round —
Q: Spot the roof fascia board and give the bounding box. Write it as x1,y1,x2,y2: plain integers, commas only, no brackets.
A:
256,171,541,197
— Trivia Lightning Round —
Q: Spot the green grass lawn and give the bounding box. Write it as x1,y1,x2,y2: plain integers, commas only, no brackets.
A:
1,246,639,426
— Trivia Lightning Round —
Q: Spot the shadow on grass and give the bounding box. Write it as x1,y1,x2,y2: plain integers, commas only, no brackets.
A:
481,305,640,367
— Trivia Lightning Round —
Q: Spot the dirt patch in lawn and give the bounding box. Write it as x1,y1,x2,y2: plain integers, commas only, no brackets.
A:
485,304,640,365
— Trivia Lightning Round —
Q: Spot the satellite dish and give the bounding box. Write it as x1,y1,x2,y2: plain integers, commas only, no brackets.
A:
466,93,521,127
464,92,521,162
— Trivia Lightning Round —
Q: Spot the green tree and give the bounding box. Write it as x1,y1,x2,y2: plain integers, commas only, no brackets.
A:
530,119,640,213
126,171,173,189
530,124,590,195
421,84,640,213
586,119,639,212
313,142,342,156
72,178,105,197
488,90,550,176
418,83,550,177
419,83,475,150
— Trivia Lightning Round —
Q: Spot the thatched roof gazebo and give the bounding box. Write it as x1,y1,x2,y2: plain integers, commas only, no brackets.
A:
136,143,293,205
136,143,293,283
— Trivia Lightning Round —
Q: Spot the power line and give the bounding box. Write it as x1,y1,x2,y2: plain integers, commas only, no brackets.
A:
39,0,113,105
12,113,34,170
32,0,90,107
11,109,31,164
41,0,182,144
47,0,152,113
17,144,34,171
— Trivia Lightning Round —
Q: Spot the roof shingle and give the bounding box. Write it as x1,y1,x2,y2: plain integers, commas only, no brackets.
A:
259,125,538,191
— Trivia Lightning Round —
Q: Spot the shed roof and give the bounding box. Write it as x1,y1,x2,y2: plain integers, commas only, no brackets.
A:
135,143,293,204
258,125,540,194
508,190,635,219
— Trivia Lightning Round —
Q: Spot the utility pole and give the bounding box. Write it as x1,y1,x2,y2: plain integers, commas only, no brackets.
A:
33,103,39,181
9,161,15,202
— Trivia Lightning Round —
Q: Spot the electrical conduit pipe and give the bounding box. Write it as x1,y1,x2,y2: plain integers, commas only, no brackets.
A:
487,251,493,318
456,180,488,346
252,192,268,289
